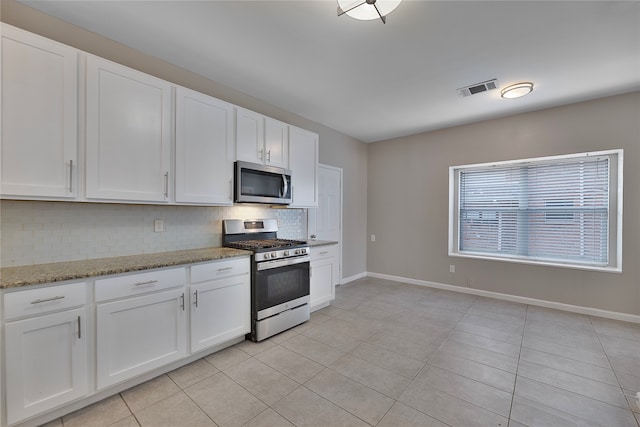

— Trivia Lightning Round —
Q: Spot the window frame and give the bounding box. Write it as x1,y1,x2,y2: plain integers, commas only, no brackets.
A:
448,149,623,273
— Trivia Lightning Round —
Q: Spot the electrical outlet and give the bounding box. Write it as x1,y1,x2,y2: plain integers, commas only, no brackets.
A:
154,219,164,232
449,265,455,273
371,234,376,242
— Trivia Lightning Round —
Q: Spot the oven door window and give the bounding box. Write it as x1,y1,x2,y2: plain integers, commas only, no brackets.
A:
255,261,310,312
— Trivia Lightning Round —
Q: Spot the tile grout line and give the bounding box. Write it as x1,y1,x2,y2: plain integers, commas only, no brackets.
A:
588,315,640,424
506,304,529,426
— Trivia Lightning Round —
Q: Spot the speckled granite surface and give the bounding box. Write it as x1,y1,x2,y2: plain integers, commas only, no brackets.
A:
0,247,251,289
307,240,339,247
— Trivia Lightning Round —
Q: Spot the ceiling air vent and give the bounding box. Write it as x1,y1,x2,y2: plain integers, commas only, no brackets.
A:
457,79,499,97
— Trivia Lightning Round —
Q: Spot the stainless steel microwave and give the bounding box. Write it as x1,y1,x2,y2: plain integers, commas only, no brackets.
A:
234,161,292,205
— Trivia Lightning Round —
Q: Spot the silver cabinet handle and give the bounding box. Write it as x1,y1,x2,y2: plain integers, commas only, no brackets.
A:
180,293,185,311
77,315,81,339
31,295,65,304
267,150,271,162
69,159,73,193
164,172,169,198
259,148,264,161
193,290,199,308
134,280,158,286
229,179,233,200
319,251,329,255
217,267,233,272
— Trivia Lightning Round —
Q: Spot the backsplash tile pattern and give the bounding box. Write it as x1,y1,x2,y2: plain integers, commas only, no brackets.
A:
0,201,306,267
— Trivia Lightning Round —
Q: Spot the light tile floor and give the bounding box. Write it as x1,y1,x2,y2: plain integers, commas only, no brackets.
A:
43,277,640,427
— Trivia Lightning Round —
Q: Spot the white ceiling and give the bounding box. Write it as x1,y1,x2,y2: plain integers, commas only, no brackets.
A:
21,0,640,143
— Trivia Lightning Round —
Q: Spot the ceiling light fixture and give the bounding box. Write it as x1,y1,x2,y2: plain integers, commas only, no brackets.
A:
337,0,402,24
500,82,534,99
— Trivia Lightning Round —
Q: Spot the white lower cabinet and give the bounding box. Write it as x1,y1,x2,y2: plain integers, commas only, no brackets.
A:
309,245,339,311
3,282,88,426
1,258,252,426
189,258,250,353
95,268,187,389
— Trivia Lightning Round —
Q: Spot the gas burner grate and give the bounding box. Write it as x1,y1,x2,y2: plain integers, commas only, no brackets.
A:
225,239,307,251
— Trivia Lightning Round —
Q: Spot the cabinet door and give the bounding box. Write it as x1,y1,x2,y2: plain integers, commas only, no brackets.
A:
1,25,78,199
96,288,187,389
86,56,172,202
175,87,234,205
264,118,289,168
310,259,335,311
235,107,264,164
289,126,319,207
190,274,250,353
4,308,87,425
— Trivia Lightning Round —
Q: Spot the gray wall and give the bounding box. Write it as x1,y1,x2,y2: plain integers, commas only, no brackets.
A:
1,0,369,278
368,92,640,316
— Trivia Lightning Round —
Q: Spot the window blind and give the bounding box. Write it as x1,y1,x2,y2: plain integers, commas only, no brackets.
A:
458,155,610,266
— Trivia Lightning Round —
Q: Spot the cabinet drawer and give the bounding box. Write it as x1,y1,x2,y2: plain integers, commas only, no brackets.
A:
311,245,338,261
190,257,250,284
3,282,87,321
95,267,186,302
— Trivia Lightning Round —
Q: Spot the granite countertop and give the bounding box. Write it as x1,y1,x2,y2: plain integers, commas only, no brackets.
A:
0,247,251,289
307,240,339,247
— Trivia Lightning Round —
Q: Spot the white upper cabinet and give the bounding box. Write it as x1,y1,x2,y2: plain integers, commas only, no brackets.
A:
289,126,319,207
235,107,288,168
175,87,234,205
86,56,172,203
264,117,289,168
1,24,78,199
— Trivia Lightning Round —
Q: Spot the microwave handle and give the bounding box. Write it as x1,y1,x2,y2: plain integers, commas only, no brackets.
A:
282,174,289,198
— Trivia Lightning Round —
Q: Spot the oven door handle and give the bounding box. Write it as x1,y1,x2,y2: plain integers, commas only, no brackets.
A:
257,255,310,271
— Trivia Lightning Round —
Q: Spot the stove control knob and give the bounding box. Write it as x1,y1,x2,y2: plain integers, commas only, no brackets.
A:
300,248,307,254
271,252,278,259
283,250,290,257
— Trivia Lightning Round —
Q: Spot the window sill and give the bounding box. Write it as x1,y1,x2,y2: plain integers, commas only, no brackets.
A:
448,251,622,274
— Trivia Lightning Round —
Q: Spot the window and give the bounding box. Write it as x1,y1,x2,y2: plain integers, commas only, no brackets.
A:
449,150,623,272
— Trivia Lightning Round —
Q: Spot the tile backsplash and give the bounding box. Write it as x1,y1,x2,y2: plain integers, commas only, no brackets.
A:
0,200,306,267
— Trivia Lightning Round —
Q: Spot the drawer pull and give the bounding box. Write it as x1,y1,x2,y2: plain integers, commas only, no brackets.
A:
193,290,199,308
217,267,233,272
134,280,158,287
319,251,329,255
30,295,65,304
77,315,82,339
180,293,185,311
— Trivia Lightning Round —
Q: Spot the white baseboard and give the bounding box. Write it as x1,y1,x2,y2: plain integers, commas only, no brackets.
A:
339,272,367,285
366,272,640,324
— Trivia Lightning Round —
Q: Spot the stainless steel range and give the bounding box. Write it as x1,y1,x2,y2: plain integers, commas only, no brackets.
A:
223,219,310,342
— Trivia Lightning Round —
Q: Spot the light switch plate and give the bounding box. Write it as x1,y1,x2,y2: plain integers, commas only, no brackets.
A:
154,220,164,232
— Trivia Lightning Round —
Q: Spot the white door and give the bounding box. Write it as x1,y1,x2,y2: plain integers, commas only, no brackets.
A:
1,25,78,199
309,165,342,242
175,86,234,205
308,164,343,281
